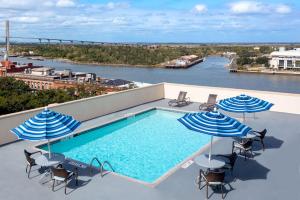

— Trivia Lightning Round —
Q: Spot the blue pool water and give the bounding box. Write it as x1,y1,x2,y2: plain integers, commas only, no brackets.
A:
41,109,211,183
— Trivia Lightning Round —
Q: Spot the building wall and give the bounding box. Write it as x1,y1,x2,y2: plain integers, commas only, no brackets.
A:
269,57,300,69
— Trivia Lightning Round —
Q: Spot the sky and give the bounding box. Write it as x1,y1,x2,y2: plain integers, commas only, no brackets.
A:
0,0,299,43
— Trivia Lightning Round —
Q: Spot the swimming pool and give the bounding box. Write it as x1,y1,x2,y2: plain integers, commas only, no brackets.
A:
39,109,211,184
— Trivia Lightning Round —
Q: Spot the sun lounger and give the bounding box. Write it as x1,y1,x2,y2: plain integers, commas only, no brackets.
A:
168,91,190,107
199,94,217,111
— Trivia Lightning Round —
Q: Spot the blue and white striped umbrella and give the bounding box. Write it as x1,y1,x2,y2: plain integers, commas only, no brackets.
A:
178,111,251,161
216,94,274,121
11,107,81,157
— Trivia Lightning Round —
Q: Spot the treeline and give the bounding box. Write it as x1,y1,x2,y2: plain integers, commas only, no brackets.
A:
11,44,277,66
0,77,98,115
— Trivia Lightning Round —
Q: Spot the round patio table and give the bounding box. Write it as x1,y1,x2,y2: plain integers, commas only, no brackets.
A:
35,153,65,185
194,154,225,170
35,153,65,167
241,132,257,140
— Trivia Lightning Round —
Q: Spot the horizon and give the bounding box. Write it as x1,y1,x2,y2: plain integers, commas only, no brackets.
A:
1,0,300,43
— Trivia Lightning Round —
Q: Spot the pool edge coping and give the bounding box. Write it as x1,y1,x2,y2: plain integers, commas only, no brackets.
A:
32,106,218,188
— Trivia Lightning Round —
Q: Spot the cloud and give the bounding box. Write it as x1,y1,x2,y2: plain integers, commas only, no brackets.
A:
194,4,207,13
230,1,264,14
56,0,75,8
275,4,291,14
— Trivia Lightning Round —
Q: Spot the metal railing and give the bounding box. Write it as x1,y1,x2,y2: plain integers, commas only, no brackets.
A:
89,157,114,177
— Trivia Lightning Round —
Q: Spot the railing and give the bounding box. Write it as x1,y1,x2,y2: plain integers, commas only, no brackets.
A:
89,157,114,177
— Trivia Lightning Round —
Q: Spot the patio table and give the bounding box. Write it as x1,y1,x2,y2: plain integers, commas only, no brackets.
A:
194,154,225,170
242,131,257,140
35,153,65,184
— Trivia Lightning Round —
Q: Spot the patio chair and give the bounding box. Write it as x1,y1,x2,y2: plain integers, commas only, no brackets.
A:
216,152,238,174
168,91,190,107
199,94,217,111
51,164,78,195
232,139,253,160
198,169,225,199
24,149,42,178
253,129,267,151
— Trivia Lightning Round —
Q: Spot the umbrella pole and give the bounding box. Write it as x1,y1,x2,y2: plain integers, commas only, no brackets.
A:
48,139,51,159
243,113,245,122
209,136,213,163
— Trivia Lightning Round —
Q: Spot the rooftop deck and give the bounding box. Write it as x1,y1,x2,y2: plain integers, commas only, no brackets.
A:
1,99,300,200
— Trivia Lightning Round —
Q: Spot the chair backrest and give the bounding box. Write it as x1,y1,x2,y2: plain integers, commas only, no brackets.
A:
207,94,217,105
205,171,225,183
177,91,187,101
260,129,267,139
24,150,34,165
51,166,69,179
244,139,253,148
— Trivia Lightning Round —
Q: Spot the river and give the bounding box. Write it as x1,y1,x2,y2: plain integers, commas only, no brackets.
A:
11,56,300,94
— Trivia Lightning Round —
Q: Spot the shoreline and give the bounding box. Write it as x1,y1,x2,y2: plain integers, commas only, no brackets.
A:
42,57,164,68
232,69,300,76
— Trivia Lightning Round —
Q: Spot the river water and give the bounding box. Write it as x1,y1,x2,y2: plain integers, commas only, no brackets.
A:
12,56,300,94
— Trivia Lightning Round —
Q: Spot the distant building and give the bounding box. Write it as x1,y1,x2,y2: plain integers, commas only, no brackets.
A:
269,47,300,70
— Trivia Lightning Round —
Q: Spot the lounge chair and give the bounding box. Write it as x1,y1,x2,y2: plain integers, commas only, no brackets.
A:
24,149,42,178
232,139,253,160
216,152,238,174
198,169,226,199
199,94,217,111
168,91,190,107
51,164,78,195
253,129,267,151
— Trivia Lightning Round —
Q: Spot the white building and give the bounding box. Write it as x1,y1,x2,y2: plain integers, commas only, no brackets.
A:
269,48,300,69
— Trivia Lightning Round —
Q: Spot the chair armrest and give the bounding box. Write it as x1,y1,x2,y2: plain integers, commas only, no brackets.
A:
31,151,42,156
185,97,191,102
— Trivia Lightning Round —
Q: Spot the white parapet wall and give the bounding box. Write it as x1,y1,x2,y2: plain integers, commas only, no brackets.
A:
163,82,300,115
0,83,165,145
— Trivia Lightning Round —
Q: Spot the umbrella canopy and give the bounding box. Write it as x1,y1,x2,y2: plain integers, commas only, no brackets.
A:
216,94,273,122
11,107,81,158
216,94,273,113
178,111,251,162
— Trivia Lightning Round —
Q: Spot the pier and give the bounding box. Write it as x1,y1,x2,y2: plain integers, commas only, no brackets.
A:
164,55,204,69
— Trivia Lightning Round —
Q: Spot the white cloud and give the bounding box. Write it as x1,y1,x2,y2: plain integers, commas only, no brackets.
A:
12,16,40,23
56,0,75,8
275,4,291,14
194,4,207,13
230,1,264,14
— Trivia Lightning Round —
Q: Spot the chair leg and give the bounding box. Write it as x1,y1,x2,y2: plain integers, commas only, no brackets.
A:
64,180,67,195
26,164,29,173
261,140,265,151
27,166,32,178
206,184,209,199
221,184,225,199
52,180,55,192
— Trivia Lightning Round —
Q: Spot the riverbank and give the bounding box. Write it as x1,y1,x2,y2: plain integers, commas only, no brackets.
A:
231,69,300,76
45,57,164,68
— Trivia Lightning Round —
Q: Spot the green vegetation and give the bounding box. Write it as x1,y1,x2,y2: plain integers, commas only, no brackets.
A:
0,77,100,115
11,44,278,66
12,44,208,66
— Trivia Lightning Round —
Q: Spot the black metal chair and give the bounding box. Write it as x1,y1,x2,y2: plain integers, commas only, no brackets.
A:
51,164,78,195
198,169,226,199
216,152,238,174
24,149,42,178
232,139,253,160
253,129,267,151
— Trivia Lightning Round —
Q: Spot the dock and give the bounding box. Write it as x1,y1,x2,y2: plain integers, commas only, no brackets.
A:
165,57,204,69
